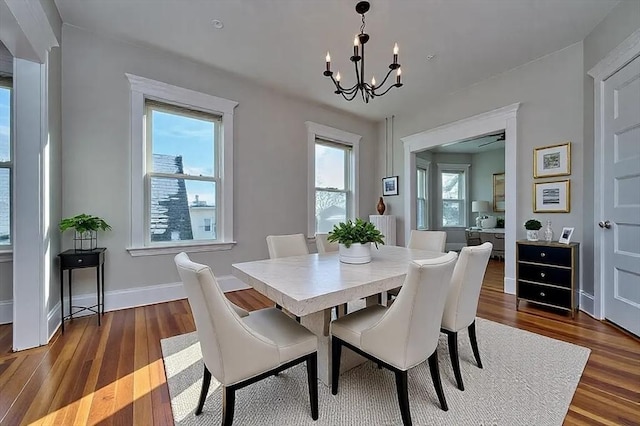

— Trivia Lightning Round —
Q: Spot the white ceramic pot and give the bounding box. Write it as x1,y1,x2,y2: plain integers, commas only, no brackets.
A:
338,242,372,264
526,230,539,241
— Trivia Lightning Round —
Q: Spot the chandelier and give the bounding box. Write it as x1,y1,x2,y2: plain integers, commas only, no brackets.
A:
323,1,403,103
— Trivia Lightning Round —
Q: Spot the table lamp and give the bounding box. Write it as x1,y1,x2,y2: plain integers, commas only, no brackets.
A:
471,200,490,228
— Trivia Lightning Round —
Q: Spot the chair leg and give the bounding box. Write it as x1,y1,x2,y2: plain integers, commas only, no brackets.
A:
222,386,236,426
306,353,319,420
428,351,449,411
394,370,412,426
468,320,483,369
195,365,212,415
447,331,464,391
331,336,342,395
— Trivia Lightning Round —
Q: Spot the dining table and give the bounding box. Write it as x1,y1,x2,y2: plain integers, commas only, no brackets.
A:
232,244,447,385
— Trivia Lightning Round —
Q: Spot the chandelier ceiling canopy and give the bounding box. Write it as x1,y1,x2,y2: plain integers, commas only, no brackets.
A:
323,1,403,103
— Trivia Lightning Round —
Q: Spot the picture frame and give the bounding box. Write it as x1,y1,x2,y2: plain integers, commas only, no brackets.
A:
558,227,574,244
382,176,399,196
493,172,505,212
533,179,570,213
534,142,571,178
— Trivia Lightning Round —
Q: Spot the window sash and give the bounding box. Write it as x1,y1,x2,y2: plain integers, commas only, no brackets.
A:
0,79,11,247
314,140,352,233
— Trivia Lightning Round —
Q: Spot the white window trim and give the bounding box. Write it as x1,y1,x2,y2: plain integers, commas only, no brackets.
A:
437,163,470,229
306,121,361,239
125,74,238,257
416,158,430,230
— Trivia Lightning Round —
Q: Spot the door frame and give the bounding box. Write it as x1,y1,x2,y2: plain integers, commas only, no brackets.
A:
588,28,640,320
401,103,519,294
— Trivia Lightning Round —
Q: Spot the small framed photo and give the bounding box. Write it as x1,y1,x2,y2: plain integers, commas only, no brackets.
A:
559,227,574,244
382,176,399,196
534,142,571,178
534,180,570,213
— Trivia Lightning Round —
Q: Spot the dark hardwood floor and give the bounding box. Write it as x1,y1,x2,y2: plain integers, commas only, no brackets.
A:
0,260,638,425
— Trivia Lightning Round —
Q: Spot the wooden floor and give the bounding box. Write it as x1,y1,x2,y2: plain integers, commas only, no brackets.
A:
0,260,638,425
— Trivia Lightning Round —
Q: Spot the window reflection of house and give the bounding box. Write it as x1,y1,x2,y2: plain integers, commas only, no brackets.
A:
189,195,216,240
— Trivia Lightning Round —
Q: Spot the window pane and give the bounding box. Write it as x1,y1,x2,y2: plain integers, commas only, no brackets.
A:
442,200,463,227
150,177,217,242
150,109,216,177
442,172,461,199
0,168,9,245
316,190,346,233
0,87,10,162
417,198,427,230
315,144,346,189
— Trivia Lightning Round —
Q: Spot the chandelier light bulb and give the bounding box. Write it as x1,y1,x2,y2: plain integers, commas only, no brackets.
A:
326,52,331,62
336,72,341,82
354,36,360,46
371,76,376,86
393,43,399,55
396,67,402,84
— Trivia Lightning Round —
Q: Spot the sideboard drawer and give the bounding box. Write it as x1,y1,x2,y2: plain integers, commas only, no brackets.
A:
518,244,571,267
518,263,572,288
518,282,572,309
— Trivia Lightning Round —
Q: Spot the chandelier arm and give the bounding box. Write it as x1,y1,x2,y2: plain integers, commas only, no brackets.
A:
375,83,402,97
329,76,343,92
341,84,359,95
375,68,396,91
343,90,360,101
360,43,365,91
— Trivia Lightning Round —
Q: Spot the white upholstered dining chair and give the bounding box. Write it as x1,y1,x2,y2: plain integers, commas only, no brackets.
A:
266,233,309,258
441,242,492,391
174,252,319,426
407,230,447,252
330,252,458,425
315,233,338,254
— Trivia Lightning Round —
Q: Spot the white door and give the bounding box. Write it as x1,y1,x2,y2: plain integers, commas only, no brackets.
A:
602,54,640,336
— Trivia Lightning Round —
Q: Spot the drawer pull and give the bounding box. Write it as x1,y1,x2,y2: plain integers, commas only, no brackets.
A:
539,291,546,297
78,259,83,263
540,252,546,258
540,272,546,278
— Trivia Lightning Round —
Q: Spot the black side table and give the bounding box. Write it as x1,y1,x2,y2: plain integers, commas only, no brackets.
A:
58,248,106,333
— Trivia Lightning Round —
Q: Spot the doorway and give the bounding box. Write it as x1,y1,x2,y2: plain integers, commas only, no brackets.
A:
402,104,519,294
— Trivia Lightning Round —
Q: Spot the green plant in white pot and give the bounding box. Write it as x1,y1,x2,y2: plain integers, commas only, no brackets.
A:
524,219,542,242
327,218,385,264
59,213,112,251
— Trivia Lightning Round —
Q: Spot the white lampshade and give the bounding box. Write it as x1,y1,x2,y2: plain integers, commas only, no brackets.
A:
472,200,490,213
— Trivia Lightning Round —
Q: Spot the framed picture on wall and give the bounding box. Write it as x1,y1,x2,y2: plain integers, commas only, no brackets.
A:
534,142,571,178
493,172,505,212
382,176,399,196
533,179,570,213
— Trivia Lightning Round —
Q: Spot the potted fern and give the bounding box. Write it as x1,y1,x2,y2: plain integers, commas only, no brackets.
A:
59,213,112,251
327,218,385,264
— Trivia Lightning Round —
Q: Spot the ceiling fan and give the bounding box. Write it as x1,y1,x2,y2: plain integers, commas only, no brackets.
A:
478,132,505,147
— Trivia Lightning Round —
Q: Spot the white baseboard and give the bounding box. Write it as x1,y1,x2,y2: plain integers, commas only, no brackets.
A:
48,301,61,339
0,299,12,324
504,277,516,295
579,291,595,317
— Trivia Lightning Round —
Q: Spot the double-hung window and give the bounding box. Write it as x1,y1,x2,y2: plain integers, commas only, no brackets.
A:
145,101,220,243
126,74,237,256
306,122,361,237
416,164,429,230
0,77,11,248
439,164,470,227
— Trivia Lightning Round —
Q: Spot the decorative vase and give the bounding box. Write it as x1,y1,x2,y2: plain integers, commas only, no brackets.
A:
526,230,539,242
544,220,553,242
338,242,372,264
376,197,386,215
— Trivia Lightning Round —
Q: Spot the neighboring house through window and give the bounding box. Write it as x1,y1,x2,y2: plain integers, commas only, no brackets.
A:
0,77,11,248
306,122,361,237
416,159,429,230
126,74,237,256
438,163,470,228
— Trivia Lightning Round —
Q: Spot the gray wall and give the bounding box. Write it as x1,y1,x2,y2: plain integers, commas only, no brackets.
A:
380,42,584,271
471,148,506,217
582,0,640,296
61,25,378,296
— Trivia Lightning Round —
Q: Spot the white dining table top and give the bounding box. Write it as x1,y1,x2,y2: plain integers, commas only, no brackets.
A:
232,245,445,317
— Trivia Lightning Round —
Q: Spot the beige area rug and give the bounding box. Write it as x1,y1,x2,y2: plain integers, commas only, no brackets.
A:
161,318,590,425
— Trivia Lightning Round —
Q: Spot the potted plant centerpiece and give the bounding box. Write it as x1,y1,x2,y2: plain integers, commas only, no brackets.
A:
524,218,542,242
327,218,385,264
59,213,112,251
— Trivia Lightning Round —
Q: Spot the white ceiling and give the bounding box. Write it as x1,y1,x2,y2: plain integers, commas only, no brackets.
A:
53,0,618,121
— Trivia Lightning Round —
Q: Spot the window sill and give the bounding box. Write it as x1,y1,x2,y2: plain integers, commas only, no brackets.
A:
0,250,12,263
127,241,236,257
